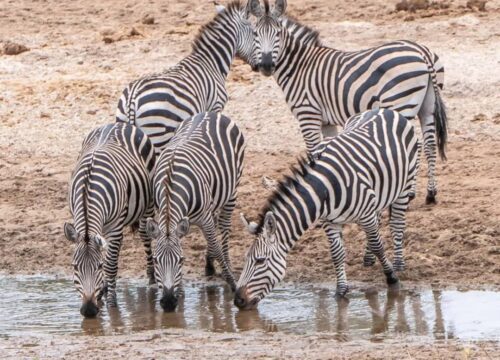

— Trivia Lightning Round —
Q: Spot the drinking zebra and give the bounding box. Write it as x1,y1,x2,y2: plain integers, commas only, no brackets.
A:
116,0,259,154
234,108,420,310
146,111,245,311
64,123,156,317
248,0,447,204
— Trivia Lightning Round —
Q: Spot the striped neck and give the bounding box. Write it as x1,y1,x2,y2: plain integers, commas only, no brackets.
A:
191,8,242,77
258,160,328,253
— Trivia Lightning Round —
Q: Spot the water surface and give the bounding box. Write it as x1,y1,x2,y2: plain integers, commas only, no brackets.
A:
1,276,498,342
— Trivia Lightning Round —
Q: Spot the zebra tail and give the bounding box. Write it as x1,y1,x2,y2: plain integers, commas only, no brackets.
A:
433,85,448,161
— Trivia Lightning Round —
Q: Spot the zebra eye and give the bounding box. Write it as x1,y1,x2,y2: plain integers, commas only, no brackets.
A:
153,257,158,264
72,264,78,270
179,256,185,264
98,262,103,270
255,257,266,265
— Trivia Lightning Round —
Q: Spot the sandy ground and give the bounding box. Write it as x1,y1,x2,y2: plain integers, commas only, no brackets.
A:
1,0,500,358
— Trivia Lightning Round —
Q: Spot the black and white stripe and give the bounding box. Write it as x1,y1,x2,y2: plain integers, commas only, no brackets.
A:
116,1,257,154
249,0,447,204
64,123,156,317
235,109,420,309
146,111,245,311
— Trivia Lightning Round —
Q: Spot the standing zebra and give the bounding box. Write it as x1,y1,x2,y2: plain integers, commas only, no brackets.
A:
234,109,420,310
146,112,245,311
249,0,447,204
64,123,156,317
116,0,259,154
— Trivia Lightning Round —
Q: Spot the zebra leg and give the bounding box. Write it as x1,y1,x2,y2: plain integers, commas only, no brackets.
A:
323,222,348,297
103,230,124,307
390,196,410,272
298,115,323,152
138,215,155,285
408,140,422,201
217,196,237,277
418,85,438,204
363,210,382,267
359,215,399,286
202,217,236,291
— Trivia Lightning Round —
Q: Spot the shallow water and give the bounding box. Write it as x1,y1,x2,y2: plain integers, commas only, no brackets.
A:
1,276,499,342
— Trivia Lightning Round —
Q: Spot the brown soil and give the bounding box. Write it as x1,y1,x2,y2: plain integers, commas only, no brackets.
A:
1,0,499,358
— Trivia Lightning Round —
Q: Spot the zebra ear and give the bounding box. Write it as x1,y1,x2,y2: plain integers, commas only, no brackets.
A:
272,0,287,17
240,213,259,235
146,218,161,239
214,2,225,14
64,222,79,242
248,0,263,17
94,235,107,249
263,211,277,236
176,217,190,238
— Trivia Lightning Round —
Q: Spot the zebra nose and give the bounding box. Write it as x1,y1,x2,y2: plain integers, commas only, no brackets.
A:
160,287,178,312
80,300,99,318
234,287,248,309
259,53,275,76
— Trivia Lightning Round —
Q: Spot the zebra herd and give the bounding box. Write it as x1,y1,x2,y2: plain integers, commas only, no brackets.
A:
64,0,448,317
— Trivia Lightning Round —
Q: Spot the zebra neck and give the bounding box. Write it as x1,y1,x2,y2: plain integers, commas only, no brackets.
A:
274,33,311,89
191,25,237,78
267,175,326,254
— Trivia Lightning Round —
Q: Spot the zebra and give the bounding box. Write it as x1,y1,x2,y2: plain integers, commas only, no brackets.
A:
64,123,156,317
234,108,420,310
115,0,259,154
248,0,447,204
146,111,245,311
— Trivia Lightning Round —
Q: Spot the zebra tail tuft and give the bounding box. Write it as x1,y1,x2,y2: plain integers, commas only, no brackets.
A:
434,88,448,161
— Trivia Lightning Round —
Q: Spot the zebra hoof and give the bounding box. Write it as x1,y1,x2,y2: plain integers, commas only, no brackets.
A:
385,271,399,285
363,256,376,267
335,285,349,297
148,277,156,286
425,190,437,205
393,260,406,272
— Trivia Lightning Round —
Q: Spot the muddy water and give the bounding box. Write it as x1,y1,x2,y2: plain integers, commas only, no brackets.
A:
1,276,498,341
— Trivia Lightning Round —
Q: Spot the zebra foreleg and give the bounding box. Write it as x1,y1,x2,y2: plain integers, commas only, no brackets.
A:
103,231,124,307
202,218,236,291
298,116,323,153
359,215,399,286
138,214,156,285
390,196,410,272
323,222,348,297
218,196,237,274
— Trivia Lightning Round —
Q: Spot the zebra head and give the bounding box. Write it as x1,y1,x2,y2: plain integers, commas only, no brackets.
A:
234,211,287,310
64,222,106,318
249,0,287,76
146,217,190,312
213,1,259,71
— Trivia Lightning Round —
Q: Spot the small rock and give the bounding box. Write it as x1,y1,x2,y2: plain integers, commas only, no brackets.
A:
86,109,97,115
130,26,142,36
395,0,429,12
103,36,115,44
77,60,84,65
40,112,51,119
466,0,487,11
471,113,487,122
142,14,155,25
3,41,29,55
100,28,115,36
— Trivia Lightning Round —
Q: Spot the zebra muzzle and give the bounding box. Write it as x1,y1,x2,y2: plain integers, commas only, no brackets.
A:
234,286,258,310
160,287,178,312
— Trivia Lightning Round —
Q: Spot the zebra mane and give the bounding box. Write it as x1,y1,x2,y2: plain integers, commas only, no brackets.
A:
282,16,322,47
163,157,175,237
81,156,93,243
257,153,317,232
191,1,244,52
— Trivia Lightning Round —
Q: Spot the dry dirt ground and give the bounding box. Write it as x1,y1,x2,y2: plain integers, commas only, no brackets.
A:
1,0,499,358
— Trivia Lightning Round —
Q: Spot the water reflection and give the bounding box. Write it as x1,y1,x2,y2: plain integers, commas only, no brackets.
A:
0,276,498,341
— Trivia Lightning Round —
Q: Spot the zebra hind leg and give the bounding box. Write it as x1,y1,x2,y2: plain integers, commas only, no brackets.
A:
418,82,438,204
359,215,399,286
389,196,410,272
205,255,216,276
216,197,237,278
363,211,383,267
323,222,349,297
